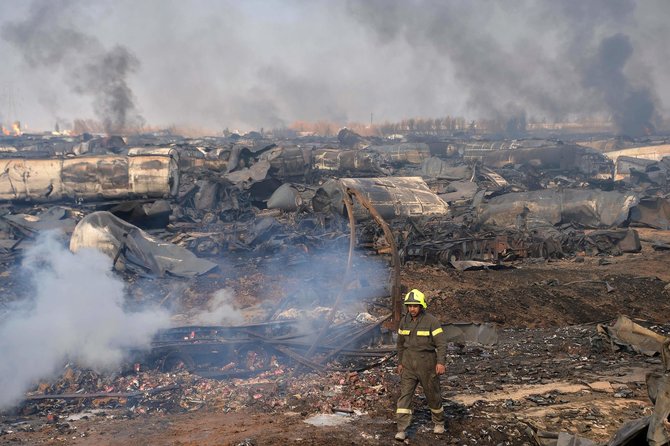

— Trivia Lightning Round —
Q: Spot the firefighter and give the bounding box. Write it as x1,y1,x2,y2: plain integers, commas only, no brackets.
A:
395,289,447,441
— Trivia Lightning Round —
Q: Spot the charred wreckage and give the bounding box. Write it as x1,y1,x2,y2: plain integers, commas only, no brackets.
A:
3,129,670,444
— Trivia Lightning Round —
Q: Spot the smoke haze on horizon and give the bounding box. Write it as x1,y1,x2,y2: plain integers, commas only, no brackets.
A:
1,0,669,135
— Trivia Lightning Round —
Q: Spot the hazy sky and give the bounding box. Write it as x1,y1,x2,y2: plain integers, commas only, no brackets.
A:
1,0,669,134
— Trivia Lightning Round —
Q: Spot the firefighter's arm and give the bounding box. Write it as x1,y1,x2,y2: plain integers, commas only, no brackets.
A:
432,320,448,367
397,323,407,373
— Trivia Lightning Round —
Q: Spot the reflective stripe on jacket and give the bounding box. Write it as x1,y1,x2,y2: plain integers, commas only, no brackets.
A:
397,311,447,365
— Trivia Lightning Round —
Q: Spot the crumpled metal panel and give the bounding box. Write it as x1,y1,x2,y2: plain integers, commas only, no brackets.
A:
365,143,430,164
630,197,670,229
313,148,374,171
313,177,448,221
606,417,651,446
478,189,638,229
480,145,613,179
70,211,217,278
597,315,666,357
261,146,311,179
421,157,472,180
646,372,670,445
224,160,271,185
614,155,656,180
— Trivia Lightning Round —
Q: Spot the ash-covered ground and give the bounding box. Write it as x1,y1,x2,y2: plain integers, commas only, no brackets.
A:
2,230,669,446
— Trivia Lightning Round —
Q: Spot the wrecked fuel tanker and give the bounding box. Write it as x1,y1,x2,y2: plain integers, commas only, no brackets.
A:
0,148,179,202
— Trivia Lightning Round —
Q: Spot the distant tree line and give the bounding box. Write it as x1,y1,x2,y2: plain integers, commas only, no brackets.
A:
273,115,532,138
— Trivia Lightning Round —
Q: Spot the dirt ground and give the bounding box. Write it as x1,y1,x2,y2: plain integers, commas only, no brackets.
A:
3,229,670,445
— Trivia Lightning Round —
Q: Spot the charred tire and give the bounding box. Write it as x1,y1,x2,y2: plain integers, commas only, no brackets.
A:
449,249,463,262
160,352,195,372
236,346,271,371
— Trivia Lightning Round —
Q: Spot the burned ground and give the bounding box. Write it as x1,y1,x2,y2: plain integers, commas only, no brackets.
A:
2,133,670,445
2,236,670,445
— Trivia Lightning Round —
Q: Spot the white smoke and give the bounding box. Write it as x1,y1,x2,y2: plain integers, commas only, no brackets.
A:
191,288,245,326
0,232,170,410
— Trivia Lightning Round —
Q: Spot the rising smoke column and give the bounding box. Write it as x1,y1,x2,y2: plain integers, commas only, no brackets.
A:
347,0,660,136
1,0,143,134
581,33,658,136
0,232,170,410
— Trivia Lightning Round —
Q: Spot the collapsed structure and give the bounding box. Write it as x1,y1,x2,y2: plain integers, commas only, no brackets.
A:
2,129,670,444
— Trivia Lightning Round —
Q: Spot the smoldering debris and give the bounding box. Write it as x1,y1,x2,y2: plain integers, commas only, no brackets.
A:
190,288,245,326
0,232,170,410
3,130,670,444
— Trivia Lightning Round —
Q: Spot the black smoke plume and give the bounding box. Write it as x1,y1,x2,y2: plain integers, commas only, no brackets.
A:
581,33,658,136
347,0,660,137
1,0,143,134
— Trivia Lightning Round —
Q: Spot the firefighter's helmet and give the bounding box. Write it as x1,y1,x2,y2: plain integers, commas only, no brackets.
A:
403,289,427,309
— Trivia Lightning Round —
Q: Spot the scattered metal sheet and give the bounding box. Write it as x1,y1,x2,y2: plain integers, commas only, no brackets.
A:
69,211,217,277
400,222,552,265
479,166,509,189
529,426,598,446
438,180,479,204
421,157,472,180
606,417,651,446
646,372,670,445
604,143,670,165
614,155,657,181
1,206,78,234
597,315,668,357
630,197,670,230
442,322,498,345
586,229,641,253
450,260,516,271
224,160,272,186
193,180,221,210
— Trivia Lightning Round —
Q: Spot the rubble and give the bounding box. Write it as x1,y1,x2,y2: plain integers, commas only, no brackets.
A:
3,132,670,444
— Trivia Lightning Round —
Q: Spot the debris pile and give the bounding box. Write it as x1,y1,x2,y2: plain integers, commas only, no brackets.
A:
3,130,670,444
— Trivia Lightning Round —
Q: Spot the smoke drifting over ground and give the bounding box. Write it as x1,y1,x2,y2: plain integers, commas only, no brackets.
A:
0,233,170,410
192,289,245,326
1,0,669,135
262,240,390,330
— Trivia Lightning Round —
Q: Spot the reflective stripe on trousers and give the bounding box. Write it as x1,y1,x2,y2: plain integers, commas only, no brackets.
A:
396,351,444,432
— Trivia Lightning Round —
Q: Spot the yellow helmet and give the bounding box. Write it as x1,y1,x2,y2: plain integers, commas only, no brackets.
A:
404,289,427,309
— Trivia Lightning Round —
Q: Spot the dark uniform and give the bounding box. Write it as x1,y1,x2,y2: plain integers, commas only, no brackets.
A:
396,310,447,432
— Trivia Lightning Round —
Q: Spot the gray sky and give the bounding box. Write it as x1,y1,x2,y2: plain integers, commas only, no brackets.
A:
1,0,669,134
